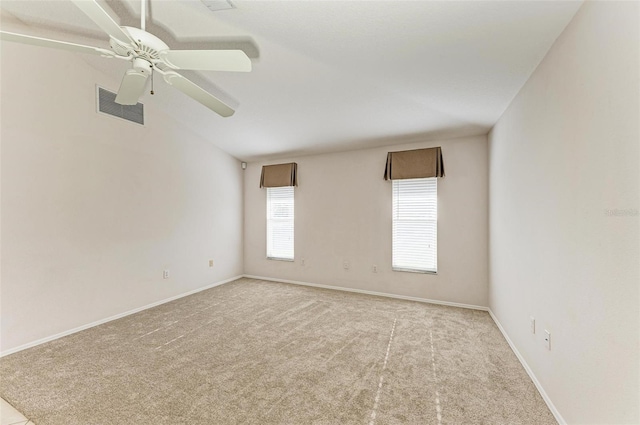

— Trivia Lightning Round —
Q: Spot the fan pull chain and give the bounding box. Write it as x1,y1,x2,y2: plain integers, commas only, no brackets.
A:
150,69,154,95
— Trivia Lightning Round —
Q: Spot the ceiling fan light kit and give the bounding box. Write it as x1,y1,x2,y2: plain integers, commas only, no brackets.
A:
116,69,150,105
0,0,251,117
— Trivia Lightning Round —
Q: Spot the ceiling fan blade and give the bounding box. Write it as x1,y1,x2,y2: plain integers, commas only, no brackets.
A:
159,50,251,72
71,0,133,46
115,70,149,105
0,31,115,57
162,71,235,117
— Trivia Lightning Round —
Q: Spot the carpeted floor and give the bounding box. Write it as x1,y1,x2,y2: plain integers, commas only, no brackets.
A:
0,278,557,424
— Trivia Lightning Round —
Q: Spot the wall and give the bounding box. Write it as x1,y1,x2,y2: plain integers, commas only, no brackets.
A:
245,135,488,307
488,2,639,424
0,38,244,352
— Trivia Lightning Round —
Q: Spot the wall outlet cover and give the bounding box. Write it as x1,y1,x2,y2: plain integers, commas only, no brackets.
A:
544,330,551,350
530,316,535,334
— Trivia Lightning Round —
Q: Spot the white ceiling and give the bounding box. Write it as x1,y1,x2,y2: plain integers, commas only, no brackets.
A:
0,0,582,161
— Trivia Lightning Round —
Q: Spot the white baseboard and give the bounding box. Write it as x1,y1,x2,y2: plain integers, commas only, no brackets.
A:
0,275,242,358
488,309,565,425
243,274,489,311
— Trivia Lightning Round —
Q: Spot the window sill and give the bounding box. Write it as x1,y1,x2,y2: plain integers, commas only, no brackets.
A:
267,257,294,262
392,267,437,275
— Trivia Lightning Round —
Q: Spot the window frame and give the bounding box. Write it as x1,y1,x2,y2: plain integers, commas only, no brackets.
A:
391,177,438,274
266,186,295,261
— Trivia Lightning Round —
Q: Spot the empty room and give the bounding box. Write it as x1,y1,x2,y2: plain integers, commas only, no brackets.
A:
0,1,638,424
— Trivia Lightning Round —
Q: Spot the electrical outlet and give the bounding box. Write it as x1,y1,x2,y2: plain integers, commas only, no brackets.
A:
372,265,378,273
301,258,306,266
530,316,535,334
209,260,214,267
163,270,170,279
343,261,350,270
544,330,551,350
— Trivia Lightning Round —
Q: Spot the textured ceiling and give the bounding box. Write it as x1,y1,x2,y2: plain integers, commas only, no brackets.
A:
0,0,583,161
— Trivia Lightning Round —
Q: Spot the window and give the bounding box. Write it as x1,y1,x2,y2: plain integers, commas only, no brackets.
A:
267,186,294,260
392,178,437,273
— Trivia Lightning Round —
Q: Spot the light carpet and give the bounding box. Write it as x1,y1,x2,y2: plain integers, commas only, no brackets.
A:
0,278,556,424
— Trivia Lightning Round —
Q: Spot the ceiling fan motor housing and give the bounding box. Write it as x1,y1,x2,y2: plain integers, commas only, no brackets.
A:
108,27,169,70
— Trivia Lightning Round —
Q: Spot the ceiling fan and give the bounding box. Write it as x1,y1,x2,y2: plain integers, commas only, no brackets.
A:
0,0,251,117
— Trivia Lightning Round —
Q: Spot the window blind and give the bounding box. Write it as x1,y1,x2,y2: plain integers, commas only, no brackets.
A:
267,186,294,260
392,178,437,273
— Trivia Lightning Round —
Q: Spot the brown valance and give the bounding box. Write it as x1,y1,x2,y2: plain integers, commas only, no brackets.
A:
384,147,445,180
260,162,298,188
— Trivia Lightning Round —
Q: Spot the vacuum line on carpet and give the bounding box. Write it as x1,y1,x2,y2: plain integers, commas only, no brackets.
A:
429,330,442,425
133,327,161,340
154,334,185,350
154,321,215,353
369,318,397,425
132,320,179,341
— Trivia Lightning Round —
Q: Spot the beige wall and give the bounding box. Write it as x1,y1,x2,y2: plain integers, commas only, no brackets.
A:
0,40,244,352
4,3,637,422
244,135,488,307
488,2,639,424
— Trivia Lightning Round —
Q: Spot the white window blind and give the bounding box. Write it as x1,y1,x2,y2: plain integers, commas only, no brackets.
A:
392,178,437,273
267,186,294,260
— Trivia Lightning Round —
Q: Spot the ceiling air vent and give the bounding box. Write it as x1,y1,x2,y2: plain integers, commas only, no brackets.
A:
97,87,144,125
201,0,235,12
